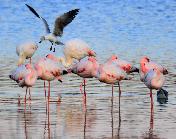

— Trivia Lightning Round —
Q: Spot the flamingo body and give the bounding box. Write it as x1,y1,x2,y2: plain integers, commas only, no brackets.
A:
71,57,99,78
16,42,38,65
9,64,37,87
144,69,165,90
140,56,168,81
59,39,96,67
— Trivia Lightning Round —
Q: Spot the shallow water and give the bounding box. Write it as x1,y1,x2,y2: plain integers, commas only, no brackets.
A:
0,0,176,139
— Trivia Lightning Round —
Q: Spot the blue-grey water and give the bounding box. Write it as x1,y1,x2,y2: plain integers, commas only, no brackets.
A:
0,0,176,139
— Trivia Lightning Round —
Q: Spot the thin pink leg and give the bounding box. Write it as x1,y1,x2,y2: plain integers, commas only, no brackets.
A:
24,88,28,111
83,79,86,105
150,89,153,112
80,81,83,93
150,89,154,132
48,81,50,99
111,84,114,102
44,81,46,98
30,58,32,64
112,84,114,97
118,82,121,111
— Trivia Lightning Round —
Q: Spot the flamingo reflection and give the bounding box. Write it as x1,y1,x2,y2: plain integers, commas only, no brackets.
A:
43,93,51,139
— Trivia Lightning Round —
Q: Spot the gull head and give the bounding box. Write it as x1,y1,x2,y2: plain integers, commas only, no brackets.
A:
39,36,45,43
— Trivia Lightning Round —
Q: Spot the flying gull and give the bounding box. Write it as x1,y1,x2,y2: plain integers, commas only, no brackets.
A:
25,4,79,52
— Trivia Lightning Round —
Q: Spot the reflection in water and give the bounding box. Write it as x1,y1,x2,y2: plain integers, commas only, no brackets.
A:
83,104,87,139
117,90,121,139
142,101,160,139
43,93,51,139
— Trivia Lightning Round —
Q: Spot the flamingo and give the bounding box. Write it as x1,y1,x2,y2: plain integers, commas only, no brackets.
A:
34,56,68,98
9,64,37,103
143,68,165,112
70,56,100,99
140,56,168,81
16,42,38,66
58,39,96,67
107,55,139,74
25,4,79,52
95,55,131,106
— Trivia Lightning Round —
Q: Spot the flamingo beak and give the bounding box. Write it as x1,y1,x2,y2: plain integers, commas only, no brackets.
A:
129,67,139,73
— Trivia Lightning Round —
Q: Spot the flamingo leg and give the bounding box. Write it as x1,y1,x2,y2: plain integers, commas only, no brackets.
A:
44,81,46,99
149,89,154,134
24,88,28,110
80,81,83,93
29,58,32,64
150,89,154,112
82,79,86,105
84,79,87,98
118,82,121,113
28,88,31,100
112,84,114,97
48,81,50,99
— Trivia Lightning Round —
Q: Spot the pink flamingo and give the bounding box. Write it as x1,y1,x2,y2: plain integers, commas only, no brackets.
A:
16,42,38,66
140,56,168,81
95,55,131,105
143,68,165,112
107,55,139,73
9,64,37,103
34,55,68,98
70,56,100,99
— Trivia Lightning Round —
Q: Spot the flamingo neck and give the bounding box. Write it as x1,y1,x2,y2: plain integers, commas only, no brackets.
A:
140,63,147,73
18,54,26,66
59,57,73,68
25,69,36,86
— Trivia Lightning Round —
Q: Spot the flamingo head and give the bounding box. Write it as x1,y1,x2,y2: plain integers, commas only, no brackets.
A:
141,56,150,63
25,64,32,69
46,54,54,59
88,57,97,63
110,55,118,61
88,50,96,57
39,36,45,43
46,54,58,61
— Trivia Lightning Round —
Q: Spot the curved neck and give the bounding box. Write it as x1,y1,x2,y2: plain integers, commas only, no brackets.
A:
35,64,42,77
18,54,26,66
141,63,147,73
59,57,73,68
25,69,36,86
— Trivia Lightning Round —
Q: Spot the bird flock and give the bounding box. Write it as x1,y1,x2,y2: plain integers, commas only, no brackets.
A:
9,4,168,112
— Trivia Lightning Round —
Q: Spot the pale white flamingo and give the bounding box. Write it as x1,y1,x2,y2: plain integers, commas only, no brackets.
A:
58,39,96,67
25,4,79,52
16,42,38,66
70,56,100,98
34,56,68,98
140,56,168,81
9,63,37,103
107,55,139,73
143,68,165,112
95,55,131,106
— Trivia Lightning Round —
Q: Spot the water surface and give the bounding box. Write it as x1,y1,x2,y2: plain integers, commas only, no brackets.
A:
0,0,176,139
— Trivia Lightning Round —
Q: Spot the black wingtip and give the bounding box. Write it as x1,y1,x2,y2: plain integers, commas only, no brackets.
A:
25,4,40,18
